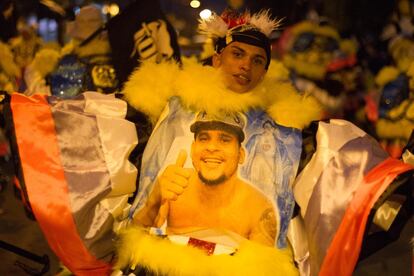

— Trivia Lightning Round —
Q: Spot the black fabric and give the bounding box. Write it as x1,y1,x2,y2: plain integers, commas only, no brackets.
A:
403,130,414,153
106,0,181,87
358,170,414,261
2,94,35,221
0,92,13,191
0,0,18,42
297,120,319,176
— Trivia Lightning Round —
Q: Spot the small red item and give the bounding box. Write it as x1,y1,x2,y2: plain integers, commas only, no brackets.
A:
188,237,216,255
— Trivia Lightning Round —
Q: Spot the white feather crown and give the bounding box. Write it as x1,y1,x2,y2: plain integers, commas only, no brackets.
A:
198,9,282,39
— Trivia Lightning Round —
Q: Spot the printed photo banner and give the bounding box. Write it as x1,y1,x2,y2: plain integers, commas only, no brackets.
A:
131,97,302,249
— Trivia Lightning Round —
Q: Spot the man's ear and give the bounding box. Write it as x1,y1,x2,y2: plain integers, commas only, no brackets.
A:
212,53,221,68
239,147,245,164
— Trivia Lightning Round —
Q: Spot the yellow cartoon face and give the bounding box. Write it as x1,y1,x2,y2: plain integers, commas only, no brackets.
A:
281,21,354,81
389,37,414,71
91,64,117,88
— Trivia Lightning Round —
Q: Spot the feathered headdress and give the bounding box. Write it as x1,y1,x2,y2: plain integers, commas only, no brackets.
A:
199,9,281,39
198,9,282,69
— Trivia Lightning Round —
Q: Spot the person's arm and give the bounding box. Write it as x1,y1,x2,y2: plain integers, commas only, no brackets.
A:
249,207,277,247
132,180,162,226
133,150,192,227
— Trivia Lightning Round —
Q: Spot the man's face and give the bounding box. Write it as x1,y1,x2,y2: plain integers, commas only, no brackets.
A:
191,129,245,185
212,41,267,93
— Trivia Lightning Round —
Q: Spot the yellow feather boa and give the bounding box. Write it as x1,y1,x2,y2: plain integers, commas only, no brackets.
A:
0,42,20,79
30,48,61,78
122,59,321,129
114,226,299,276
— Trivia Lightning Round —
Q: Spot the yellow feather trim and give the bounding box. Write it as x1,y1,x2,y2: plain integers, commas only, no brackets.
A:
376,99,414,139
175,60,267,115
387,100,409,119
389,37,414,71
122,62,179,124
265,59,291,81
0,42,20,78
123,59,320,129
375,66,400,86
289,21,340,40
123,61,180,124
267,91,322,129
114,226,299,276
283,54,327,80
376,118,413,140
31,48,61,78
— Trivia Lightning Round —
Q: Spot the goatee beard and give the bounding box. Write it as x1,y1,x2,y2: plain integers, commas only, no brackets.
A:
198,171,227,186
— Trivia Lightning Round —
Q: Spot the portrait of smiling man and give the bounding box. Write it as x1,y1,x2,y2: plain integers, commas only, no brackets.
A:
134,112,277,247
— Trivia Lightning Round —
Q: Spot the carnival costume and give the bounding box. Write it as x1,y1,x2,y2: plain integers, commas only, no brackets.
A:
278,20,360,119
370,36,414,158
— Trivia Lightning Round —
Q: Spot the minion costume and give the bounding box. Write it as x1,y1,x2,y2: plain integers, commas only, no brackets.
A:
278,20,359,119
366,0,414,158
372,36,414,158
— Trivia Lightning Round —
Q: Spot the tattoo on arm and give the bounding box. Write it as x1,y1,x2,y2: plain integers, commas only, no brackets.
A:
259,208,277,241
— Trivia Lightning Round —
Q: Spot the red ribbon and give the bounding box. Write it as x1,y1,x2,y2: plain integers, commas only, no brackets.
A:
319,157,413,276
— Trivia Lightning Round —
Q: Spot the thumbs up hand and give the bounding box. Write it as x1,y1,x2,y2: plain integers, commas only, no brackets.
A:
154,150,193,227
158,150,193,201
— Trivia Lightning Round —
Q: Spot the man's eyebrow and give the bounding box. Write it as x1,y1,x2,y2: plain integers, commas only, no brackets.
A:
219,132,234,139
230,45,266,61
230,45,246,53
197,131,209,137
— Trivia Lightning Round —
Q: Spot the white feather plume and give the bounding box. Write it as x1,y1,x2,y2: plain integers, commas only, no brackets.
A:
199,9,281,39
249,9,282,37
198,13,228,38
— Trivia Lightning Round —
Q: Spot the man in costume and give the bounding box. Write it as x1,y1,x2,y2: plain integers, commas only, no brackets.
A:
114,9,313,275
134,112,277,247
116,9,413,276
